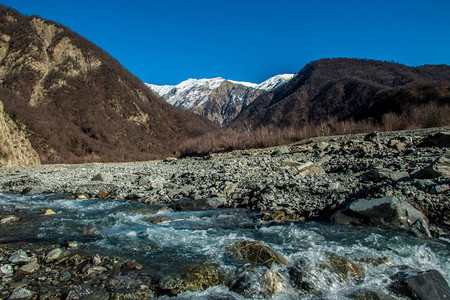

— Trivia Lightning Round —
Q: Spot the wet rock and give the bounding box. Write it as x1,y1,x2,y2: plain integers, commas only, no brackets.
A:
0,264,13,275
79,291,110,300
8,287,33,299
263,269,289,294
18,262,40,274
418,152,450,178
86,265,107,275
45,248,63,263
66,285,94,300
159,265,223,295
97,189,109,198
8,250,30,264
145,216,174,224
326,252,363,280
418,132,450,148
228,240,290,267
44,209,56,215
359,257,393,267
0,215,19,224
59,271,71,281
389,269,450,300
347,289,397,300
332,196,431,237
173,197,226,211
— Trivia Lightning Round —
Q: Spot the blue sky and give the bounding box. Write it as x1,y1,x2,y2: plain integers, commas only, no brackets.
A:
2,0,450,85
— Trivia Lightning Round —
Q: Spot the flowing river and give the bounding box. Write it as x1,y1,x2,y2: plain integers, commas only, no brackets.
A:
0,192,449,299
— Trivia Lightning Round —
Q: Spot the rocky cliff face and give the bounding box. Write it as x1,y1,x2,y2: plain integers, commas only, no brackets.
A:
0,7,217,163
0,99,40,167
148,75,294,126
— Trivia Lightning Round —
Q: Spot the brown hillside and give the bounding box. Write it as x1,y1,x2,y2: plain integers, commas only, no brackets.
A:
0,6,217,163
231,58,450,129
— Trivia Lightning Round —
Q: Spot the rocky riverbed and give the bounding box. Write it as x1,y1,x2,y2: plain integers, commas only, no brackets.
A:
0,127,449,299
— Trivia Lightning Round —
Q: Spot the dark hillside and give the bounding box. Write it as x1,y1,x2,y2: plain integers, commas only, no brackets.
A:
0,6,217,163
231,58,450,129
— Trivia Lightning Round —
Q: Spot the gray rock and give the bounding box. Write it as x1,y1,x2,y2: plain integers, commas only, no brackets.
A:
331,196,431,237
389,269,450,300
19,262,40,274
418,132,450,148
0,264,13,275
91,173,113,183
364,131,379,143
419,152,450,178
8,250,30,264
0,215,19,224
45,248,63,263
228,240,290,267
174,197,226,210
364,167,409,182
8,287,33,299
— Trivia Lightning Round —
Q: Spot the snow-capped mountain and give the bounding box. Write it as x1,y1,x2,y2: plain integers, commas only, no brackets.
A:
147,74,295,125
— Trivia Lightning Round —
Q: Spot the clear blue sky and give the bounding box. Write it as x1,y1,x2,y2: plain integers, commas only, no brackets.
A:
2,0,450,85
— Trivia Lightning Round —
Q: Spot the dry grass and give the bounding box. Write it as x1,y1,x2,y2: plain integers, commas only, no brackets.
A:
180,101,450,156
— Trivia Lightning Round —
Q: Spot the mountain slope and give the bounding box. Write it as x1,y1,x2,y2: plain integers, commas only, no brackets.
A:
0,6,217,164
147,74,294,125
231,58,450,129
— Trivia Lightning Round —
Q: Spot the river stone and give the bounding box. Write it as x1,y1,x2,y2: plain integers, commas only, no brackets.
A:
364,131,379,143
297,162,325,176
18,262,40,274
91,173,113,183
8,250,30,264
0,215,19,224
229,241,290,267
364,167,409,182
263,269,289,294
326,252,363,280
173,197,226,211
0,264,13,275
418,132,450,148
66,286,94,300
159,265,223,295
418,151,450,179
79,291,110,300
45,248,63,263
331,196,431,237
347,289,397,300
8,287,33,299
389,269,450,300
145,216,174,224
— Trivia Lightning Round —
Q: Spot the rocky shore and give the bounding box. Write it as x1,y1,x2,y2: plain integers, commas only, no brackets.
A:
0,127,449,299
1,127,449,229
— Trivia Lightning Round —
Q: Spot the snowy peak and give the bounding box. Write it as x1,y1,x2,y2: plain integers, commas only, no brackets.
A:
147,73,295,125
257,74,296,90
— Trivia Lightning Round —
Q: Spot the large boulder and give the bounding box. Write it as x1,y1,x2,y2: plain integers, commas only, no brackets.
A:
173,197,226,211
228,240,290,267
418,132,450,148
417,152,450,179
331,196,431,237
389,269,450,300
159,265,223,295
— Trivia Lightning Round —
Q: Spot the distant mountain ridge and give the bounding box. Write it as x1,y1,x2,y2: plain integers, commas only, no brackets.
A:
147,74,295,125
0,6,217,165
231,58,450,129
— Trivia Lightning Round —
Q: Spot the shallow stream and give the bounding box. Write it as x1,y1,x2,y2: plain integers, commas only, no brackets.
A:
0,193,449,299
